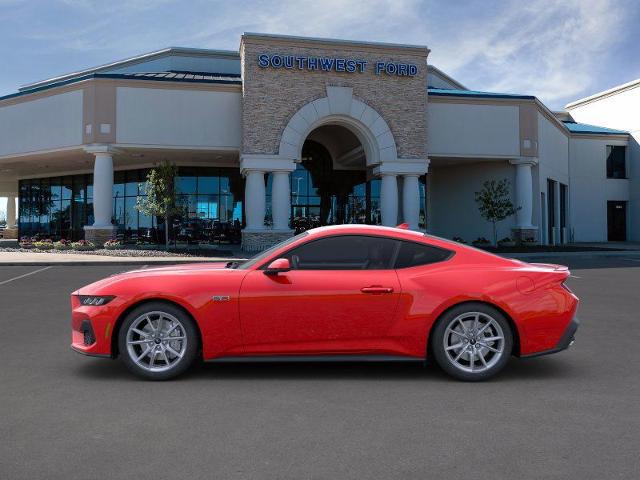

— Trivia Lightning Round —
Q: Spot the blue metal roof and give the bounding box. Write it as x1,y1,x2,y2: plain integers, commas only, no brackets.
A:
0,71,242,102
562,121,628,135
427,87,535,100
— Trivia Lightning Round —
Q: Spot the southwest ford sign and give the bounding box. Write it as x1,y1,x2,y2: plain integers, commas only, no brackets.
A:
257,54,418,77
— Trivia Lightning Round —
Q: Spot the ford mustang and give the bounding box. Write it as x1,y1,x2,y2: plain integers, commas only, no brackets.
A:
71,224,579,381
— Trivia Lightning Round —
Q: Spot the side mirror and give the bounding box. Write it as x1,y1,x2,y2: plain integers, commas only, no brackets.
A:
264,258,291,275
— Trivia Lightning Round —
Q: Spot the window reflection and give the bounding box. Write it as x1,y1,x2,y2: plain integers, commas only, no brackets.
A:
18,167,244,245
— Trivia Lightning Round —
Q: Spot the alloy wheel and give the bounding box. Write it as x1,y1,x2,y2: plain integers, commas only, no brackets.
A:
125,311,188,373
443,311,506,373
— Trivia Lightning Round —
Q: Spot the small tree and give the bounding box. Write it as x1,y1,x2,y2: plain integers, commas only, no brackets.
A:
136,161,182,250
474,179,519,246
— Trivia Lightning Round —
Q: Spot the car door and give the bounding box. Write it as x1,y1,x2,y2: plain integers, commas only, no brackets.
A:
238,235,403,355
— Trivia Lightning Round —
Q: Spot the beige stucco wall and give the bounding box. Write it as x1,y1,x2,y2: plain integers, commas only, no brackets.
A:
240,35,428,160
0,90,83,157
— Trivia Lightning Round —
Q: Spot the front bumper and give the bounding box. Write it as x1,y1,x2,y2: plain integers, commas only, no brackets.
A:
521,316,580,358
70,294,121,358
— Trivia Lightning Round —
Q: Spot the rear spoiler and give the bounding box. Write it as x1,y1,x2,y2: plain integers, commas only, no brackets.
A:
529,263,569,272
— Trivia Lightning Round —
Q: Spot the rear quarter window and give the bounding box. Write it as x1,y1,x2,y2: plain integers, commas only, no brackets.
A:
394,241,453,268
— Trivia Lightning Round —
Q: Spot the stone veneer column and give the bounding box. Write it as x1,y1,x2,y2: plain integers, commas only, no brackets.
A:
83,145,117,245
240,155,296,252
402,174,420,230
380,174,398,227
510,157,538,243
271,171,291,230
375,159,428,230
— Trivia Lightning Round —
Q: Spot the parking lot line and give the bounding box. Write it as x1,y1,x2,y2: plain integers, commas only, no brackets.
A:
0,266,52,286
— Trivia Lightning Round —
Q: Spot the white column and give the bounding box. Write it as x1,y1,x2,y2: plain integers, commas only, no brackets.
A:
380,174,398,227
554,181,562,244
512,159,535,228
272,171,291,230
244,170,266,230
92,152,114,227
6,195,17,229
402,174,420,230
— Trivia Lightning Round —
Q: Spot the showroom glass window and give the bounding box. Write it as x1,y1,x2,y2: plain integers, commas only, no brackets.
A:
286,163,385,233
18,167,245,244
606,146,626,179
173,167,244,245
19,174,92,240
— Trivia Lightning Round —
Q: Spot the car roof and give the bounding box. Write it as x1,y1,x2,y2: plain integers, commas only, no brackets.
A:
306,224,426,238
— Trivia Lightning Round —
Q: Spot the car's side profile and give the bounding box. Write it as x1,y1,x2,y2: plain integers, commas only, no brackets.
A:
71,225,579,381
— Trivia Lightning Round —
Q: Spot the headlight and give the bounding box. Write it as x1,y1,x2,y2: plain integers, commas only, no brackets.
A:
78,295,115,306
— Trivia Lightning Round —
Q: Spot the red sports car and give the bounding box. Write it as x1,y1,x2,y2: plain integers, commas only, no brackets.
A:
71,225,579,381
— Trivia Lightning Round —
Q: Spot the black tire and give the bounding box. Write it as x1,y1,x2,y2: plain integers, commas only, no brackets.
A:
431,303,513,381
118,301,199,380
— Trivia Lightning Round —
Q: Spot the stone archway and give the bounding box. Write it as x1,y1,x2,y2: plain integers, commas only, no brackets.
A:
278,86,398,166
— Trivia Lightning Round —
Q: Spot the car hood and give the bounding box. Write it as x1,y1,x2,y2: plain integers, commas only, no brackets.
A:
73,262,241,295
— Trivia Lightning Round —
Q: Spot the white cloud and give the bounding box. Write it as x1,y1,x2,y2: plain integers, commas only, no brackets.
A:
2,0,635,109
426,0,628,107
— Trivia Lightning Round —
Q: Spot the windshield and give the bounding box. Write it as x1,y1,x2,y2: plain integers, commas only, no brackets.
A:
236,232,309,270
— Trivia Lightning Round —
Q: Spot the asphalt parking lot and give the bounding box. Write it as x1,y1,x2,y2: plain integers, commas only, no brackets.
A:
1,257,639,479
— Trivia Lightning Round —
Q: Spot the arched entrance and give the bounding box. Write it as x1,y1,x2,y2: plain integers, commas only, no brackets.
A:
240,86,429,250
288,124,383,233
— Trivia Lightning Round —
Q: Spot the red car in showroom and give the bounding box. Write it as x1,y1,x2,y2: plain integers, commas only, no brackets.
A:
71,225,579,381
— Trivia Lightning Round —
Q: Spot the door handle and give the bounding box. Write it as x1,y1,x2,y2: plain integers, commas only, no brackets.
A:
361,286,394,294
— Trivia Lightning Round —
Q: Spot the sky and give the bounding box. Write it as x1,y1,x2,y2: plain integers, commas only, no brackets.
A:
1,0,640,213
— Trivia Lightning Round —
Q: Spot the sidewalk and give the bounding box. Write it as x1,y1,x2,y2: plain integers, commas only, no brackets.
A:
0,251,247,266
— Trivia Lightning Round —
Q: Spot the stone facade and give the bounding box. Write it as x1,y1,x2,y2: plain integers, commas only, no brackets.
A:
242,230,294,252
240,34,429,160
84,226,117,247
2,228,18,240
511,227,539,243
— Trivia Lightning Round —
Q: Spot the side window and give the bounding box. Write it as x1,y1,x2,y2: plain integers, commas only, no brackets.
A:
394,241,453,268
285,235,398,270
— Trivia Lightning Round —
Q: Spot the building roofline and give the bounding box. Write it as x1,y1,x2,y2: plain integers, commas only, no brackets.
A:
565,78,640,109
2,72,241,104
428,87,535,100
562,120,628,135
428,88,630,140
19,47,240,92
241,32,430,55
427,65,467,90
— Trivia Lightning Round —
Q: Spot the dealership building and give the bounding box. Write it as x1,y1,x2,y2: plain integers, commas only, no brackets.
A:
0,33,637,249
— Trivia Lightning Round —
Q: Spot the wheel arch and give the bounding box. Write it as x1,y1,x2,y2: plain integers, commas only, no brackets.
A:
111,298,203,359
426,300,521,357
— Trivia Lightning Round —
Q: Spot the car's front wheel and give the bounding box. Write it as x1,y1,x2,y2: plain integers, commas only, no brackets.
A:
431,303,513,381
118,302,199,380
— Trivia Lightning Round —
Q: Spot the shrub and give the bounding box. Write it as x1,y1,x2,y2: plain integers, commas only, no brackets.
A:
54,239,73,250
452,236,467,244
33,239,54,250
497,237,516,246
19,236,34,249
472,237,491,246
103,239,123,250
71,240,96,251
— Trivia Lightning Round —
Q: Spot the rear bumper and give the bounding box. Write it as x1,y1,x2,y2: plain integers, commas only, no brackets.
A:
521,316,580,358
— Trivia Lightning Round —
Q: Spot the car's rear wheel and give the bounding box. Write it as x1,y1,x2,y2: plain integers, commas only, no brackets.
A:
118,302,198,380
431,303,513,381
